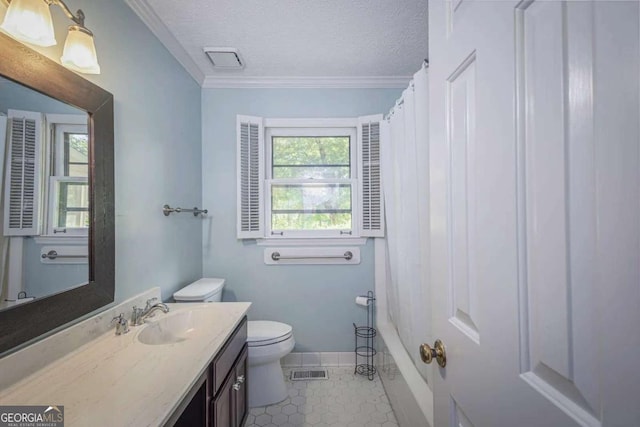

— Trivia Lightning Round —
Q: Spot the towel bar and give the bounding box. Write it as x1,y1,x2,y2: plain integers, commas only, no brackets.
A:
163,204,208,217
271,251,353,261
41,250,87,260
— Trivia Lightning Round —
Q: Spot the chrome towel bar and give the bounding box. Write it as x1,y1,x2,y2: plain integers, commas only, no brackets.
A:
41,250,87,260
163,204,208,217
271,251,353,261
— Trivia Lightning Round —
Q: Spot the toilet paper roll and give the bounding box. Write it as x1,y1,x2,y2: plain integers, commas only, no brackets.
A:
355,296,370,307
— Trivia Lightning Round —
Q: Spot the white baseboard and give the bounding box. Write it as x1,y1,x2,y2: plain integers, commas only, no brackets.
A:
281,352,356,368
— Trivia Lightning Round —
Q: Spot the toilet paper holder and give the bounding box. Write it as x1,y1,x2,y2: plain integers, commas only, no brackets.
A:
354,290,376,380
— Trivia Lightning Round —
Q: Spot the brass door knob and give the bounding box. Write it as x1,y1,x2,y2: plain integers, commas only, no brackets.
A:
420,339,446,368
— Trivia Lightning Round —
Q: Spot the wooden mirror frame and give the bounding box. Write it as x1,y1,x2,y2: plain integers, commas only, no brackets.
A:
0,33,114,354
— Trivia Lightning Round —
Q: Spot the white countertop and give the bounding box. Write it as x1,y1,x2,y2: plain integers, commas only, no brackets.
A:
0,302,251,427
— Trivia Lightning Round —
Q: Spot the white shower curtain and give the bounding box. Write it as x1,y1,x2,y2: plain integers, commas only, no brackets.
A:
380,64,431,379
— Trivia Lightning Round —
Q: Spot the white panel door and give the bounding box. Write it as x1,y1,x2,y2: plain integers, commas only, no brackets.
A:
428,1,640,426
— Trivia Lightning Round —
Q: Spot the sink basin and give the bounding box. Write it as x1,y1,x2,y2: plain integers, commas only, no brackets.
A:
137,309,207,345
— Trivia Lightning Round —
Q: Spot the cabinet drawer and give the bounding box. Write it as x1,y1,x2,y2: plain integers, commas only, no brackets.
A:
212,316,247,396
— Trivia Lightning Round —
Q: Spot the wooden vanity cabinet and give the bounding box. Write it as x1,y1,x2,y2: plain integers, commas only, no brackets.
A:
213,373,233,426
233,347,248,426
213,346,248,427
170,316,248,427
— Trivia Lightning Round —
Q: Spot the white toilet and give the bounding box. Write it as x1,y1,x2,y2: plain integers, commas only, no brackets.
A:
173,278,295,408
246,320,295,407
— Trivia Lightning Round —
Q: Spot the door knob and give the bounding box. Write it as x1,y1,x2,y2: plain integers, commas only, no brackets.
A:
419,339,446,368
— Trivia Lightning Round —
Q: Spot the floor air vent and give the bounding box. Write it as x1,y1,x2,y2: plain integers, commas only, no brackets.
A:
290,369,329,381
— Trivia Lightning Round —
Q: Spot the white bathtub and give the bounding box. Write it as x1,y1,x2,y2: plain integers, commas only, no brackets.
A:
374,238,434,426
376,321,433,427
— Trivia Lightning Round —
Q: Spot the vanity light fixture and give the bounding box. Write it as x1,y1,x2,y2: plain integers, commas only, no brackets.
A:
0,0,100,74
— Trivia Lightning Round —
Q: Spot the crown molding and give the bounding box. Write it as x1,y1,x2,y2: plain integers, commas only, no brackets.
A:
124,0,205,85
125,0,411,89
201,75,411,89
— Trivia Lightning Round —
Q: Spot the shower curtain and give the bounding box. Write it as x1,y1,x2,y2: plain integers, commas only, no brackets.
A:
380,64,431,379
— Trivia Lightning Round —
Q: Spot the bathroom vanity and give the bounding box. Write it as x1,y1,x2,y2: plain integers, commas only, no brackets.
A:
0,296,251,427
172,315,248,427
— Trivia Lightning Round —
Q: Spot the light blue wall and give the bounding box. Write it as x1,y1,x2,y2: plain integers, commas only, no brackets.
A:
21,0,203,303
24,240,87,298
3,0,404,353
202,88,401,351
0,78,82,114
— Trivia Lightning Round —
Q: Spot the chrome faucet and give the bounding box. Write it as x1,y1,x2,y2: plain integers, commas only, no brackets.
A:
111,313,129,335
131,298,170,326
142,302,170,321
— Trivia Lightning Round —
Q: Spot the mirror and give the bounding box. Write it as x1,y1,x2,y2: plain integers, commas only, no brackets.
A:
0,76,90,308
0,32,114,355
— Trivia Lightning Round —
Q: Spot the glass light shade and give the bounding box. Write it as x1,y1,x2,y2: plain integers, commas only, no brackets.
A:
61,26,100,74
0,0,56,47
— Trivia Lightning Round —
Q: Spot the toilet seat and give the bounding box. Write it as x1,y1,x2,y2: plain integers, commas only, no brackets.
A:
247,321,293,347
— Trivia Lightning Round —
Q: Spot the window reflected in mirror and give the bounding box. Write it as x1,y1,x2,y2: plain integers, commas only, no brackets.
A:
48,121,89,235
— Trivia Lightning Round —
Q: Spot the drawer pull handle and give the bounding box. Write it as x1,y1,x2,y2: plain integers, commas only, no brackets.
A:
236,375,245,384
232,382,242,391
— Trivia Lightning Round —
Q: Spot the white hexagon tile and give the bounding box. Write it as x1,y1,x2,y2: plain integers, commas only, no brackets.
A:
245,367,398,427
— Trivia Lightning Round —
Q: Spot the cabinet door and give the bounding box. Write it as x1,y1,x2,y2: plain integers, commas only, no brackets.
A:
172,375,207,427
233,346,248,427
213,318,247,396
206,366,213,426
213,371,233,427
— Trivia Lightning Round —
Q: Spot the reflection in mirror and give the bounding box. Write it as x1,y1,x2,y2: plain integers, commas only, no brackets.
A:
0,32,114,355
0,77,89,311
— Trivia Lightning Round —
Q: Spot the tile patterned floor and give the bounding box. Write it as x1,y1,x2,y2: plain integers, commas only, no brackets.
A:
245,367,398,427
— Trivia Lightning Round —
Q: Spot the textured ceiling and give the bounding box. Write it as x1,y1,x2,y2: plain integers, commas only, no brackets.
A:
129,0,428,86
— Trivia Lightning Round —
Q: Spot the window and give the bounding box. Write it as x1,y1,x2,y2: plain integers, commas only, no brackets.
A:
267,128,356,237
237,116,384,240
46,118,89,236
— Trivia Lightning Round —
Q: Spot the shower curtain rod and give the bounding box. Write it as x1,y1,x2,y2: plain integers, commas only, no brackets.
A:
385,62,428,121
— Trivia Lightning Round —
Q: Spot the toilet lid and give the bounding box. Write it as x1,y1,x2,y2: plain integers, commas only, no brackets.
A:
173,278,225,301
247,321,293,346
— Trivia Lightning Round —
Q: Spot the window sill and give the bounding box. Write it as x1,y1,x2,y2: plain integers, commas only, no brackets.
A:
255,237,368,247
33,236,88,245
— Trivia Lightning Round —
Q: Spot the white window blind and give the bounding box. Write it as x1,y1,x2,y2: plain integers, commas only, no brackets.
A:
358,114,384,237
3,110,43,236
236,115,264,238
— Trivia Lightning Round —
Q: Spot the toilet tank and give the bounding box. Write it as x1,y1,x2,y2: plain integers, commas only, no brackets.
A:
173,278,225,302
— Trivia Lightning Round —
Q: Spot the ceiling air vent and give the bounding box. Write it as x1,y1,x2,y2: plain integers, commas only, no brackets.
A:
204,47,245,69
